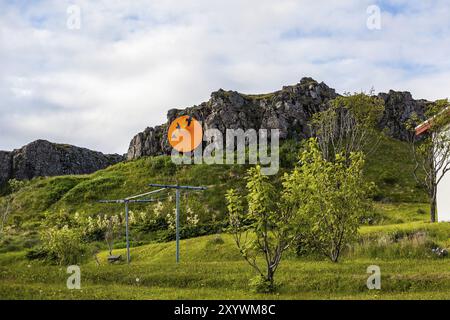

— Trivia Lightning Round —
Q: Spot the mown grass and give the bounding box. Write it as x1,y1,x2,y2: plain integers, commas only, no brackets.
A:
1,231,450,300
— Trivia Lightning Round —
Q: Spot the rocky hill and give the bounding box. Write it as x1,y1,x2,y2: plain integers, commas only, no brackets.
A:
127,77,429,160
0,140,124,186
0,77,430,185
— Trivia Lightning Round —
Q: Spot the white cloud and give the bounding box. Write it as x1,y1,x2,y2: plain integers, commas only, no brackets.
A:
0,0,449,154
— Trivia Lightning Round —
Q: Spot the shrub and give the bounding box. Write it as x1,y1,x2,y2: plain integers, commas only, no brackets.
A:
279,140,300,168
287,139,373,262
40,225,86,265
42,210,75,229
26,246,53,261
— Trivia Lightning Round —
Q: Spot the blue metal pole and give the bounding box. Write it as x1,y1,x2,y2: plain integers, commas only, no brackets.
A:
125,200,130,264
176,188,180,263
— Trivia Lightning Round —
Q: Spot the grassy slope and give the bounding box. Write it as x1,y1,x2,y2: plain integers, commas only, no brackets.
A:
364,136,427,203
3,136,427,225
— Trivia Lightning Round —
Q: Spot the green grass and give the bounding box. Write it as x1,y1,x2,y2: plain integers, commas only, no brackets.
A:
5,157,248,224
373,202,430,225
1,232,450,300
364,136,427,203
3,137,426,222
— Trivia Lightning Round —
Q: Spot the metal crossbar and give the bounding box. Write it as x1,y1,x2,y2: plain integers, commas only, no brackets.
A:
125,188,166,200
148,183,207,191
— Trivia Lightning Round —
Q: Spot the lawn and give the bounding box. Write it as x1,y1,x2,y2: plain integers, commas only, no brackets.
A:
1,230,450,300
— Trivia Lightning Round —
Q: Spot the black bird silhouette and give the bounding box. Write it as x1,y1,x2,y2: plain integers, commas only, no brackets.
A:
186,116,193,127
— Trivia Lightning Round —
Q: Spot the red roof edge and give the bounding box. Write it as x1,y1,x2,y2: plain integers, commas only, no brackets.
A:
415,106,450,136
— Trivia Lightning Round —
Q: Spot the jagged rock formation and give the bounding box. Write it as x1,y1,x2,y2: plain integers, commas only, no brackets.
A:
0,151,12,187
0,140,124,186
128,77,338,159
128,77,430,160
378,90,429,141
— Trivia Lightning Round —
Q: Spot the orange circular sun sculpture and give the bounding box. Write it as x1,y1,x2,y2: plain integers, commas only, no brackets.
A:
168,115,203,152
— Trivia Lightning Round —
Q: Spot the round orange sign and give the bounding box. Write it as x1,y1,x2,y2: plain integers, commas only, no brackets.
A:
168,115,203,152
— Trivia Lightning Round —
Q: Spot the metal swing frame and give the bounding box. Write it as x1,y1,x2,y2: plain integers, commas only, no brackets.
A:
98,184,206,264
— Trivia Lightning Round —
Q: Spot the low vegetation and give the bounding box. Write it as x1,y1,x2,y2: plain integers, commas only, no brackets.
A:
1,126,447,299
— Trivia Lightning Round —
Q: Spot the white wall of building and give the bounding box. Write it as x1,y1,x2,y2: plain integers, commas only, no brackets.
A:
438,128,450,222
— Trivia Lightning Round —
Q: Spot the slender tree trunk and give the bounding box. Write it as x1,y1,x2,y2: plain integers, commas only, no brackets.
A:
266,268,274,290
430,186,437,223
331,251,339,263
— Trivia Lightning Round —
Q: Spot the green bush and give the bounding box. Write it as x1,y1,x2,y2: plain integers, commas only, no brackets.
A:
279,140,300,168
40,226,86,265
26,246,54,261
115,240,145,249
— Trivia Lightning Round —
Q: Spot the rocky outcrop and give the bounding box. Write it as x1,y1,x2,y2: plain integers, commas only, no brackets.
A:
0,151,13,186
0,140,124,186
128,77,337,159
378,90,429,141
127,77,431,159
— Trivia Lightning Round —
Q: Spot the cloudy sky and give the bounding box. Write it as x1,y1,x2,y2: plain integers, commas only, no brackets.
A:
1,0,449,154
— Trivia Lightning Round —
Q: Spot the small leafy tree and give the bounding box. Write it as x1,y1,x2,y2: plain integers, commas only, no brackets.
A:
406,100,450,222
104,216,121,256
0,179,25,237
285,139,372,262
226,166,301,292
0,198,11,237
310,92,385,162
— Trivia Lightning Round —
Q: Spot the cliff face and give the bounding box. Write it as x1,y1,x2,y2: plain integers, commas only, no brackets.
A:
0,140,124,186
378,90,429,141
0,151,12,186
127,77,338,159
127,77,429,160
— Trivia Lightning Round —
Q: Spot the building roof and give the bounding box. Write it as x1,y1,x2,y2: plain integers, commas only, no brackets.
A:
415,106,450,136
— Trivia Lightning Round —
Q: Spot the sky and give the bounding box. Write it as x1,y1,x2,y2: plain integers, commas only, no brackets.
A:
0,0,449,154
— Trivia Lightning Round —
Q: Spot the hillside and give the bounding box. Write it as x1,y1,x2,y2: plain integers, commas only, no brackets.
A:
0,136,428,253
